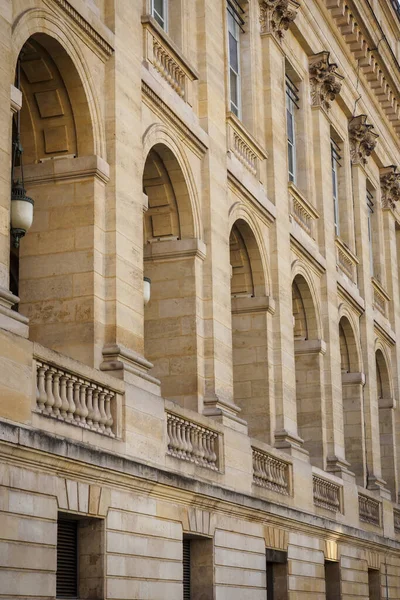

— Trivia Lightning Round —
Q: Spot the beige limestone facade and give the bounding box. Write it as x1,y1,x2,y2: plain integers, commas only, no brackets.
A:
1,0,400,598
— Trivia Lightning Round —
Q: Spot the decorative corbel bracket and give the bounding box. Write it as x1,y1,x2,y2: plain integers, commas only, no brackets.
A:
348,115,378,165
309,51,344,111
259,0,300,39
380,165,400,210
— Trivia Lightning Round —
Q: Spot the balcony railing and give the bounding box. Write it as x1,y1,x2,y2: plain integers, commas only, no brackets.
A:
358,493,381,526
166,412,220,470
372,277,390,318
34,345,123,437
226,113,268,178
313,474,342,512
289,182,319,239
252,447,291,495
394,508,400,533
335,237,358,283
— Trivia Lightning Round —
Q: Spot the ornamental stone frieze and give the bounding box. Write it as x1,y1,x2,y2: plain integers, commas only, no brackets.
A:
309,52,343,111
348,115,378,166
259,0,300,39
380,166,400,210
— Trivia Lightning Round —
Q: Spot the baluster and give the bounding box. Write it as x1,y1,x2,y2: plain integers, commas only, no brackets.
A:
86,385,95,427
52,371,62,417
197,428,207,465
175,419,185,458
204,432,213,466
191,426,201,464
105,392,114,435
36,364,47,412
59,375,69,418
98,390,107,431
66,378,75,421
184,422,192,459
170,417,179,456
79,383,89,425
44,367,56,415
73,379,82,422
209,433,217,466
92,388,101,430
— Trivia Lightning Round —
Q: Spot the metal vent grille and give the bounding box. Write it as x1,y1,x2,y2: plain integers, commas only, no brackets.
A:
56,519,78,598
183,538,191,600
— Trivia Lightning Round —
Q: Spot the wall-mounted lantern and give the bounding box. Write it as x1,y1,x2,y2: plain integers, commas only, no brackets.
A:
143,277,151,305
10,56,34,248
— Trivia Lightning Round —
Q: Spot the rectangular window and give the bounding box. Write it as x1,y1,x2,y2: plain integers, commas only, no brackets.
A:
325,560,341,600
152,0,167,30
183,538,191,600
286,76,299,183
266,549,288,600
331,138,341,236
227,3,243,117
57,519,78,598
368,568,380,599
367,188,374,276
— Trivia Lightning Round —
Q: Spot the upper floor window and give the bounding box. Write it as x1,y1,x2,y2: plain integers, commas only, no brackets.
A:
367,188,374,276
331,138,341,236
227,1,244,117
286,75,299,183
152,0,168,30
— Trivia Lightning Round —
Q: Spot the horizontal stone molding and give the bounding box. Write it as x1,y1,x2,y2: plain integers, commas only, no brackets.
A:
252,446,292,495
294,338,326,355
289,182,319,238
144,237,207,261
142,15,198,105
313,473,342,512
358,492,381,526
231,295,275,315
335,237,359,282
341,371,365,386
34,343,124,437
226,112,268,178
166,411,220,471
22,154,110,185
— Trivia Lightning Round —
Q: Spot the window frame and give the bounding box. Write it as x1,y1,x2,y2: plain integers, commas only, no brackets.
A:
286,75,299,184
366,187,375,276
331,138,341,237
227,3,243,118
151,0,168,31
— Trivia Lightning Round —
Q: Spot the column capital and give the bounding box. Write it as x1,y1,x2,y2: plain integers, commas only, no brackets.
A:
309,51,343,111
348,114,378,166
380,165,400,210
258,0,300,40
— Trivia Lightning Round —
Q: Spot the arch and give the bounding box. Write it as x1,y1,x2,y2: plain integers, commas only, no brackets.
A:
374,343,393,402
11,7,104,158
228,203,271,296
143,143,195,241
229,217,271,442
338,315,361,373
291,265,321,341
142,123,201,240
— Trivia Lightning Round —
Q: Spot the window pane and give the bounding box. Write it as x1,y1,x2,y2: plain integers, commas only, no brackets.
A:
230,69,239,111
154,0,164,17
287,110,294,143
229,33,239,73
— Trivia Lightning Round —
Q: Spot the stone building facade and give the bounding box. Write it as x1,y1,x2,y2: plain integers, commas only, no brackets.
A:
1,0,400,597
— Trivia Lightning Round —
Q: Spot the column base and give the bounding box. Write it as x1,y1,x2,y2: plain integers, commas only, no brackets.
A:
100,343,161,395
367,475,392,500
0,286,29,338
203,395,248,432
274,429,309,461
326,455,354,480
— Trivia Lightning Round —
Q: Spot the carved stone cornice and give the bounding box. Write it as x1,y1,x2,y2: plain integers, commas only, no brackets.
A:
348,115,378,165
380,166,400,210
259,0,300,39
309,51,344,111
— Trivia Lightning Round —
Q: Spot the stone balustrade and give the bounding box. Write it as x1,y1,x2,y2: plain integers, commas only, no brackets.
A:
34,347,122,437
289,182,319,239
142,16,198,106
313,474,342,512
335,237,359,283
358,493,381,526
226,113,268,178
394,508,400,533
166,412,219,470
252,447,291,495
372,277,389,317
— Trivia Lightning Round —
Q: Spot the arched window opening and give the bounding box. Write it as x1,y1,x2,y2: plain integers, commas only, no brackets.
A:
292,274,324,468
339,316,365,485
230,220,271,443
10,34,98,367
376,349,397,498
143,144,201,412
